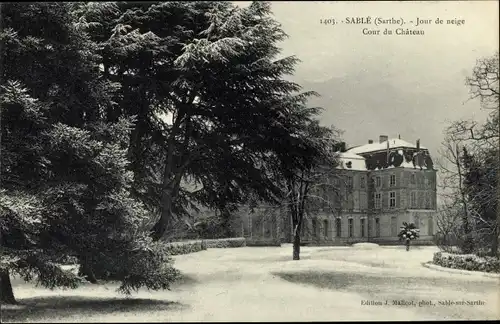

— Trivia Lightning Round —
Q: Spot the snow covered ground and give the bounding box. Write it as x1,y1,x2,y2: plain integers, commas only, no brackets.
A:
3,245,499,322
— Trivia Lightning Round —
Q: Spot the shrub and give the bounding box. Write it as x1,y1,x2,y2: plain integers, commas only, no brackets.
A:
433,251,500,273
164,237,247,255
204,237,246,248
165,241,207,256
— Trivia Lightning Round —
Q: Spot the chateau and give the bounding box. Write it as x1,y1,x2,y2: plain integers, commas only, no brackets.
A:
244,135,438,246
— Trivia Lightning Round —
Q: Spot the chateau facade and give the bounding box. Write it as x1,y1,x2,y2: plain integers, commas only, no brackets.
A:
244,135,438,246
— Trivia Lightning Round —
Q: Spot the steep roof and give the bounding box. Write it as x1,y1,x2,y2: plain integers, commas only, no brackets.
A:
336,151,366,171
347,138,427,155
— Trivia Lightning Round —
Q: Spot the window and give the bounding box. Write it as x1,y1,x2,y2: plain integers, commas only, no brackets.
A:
424,192,431,209
347,176,353,188
374,193,381,209
323,219,329,238
428,216,434,235
410,173,416,184
312,219,318,238
425,178,430,187
414,214,420,229
376,176,381,187
410,192,417,208
360,176,366,189
348,218,354,238
360,218,366,237
391,216,398,236
367,218,372,237
360,193,367,210
389,191,396,208
335,218,342,237
375,218,380,237
321,188,329,209
390,174,396,187
418,192,424,208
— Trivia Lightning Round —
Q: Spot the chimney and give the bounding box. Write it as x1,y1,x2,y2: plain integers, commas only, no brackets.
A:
379,135,388,143
368,139,373,144
416,139,420,150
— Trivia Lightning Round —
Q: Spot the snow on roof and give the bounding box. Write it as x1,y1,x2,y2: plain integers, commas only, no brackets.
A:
347,138,427,154
336,152,366,171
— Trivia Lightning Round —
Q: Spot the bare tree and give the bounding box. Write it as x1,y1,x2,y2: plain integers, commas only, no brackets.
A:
466,51,499,112
434,201,463,252
436,133,474,253
437,52,500,256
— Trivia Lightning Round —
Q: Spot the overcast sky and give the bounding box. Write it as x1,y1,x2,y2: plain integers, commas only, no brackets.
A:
237,1,499,158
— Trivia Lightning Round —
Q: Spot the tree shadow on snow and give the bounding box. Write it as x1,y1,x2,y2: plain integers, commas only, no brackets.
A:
273,270,495,294
1,296,190,322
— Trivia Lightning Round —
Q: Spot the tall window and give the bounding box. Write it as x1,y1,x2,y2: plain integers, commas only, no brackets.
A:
375,218,380,237
360,176,366,189
418,192,424,208
335,218,342,237
428,216,434,235
424,191,431,209
367,218,372,237
410,192,417,208
410,173,416,184
321,188,329,210
376,176,381,187
360,218,366,237
390,174,396,187
391,216,397,236
360,193,367,210
347,176,353,188
414,214,420,229
374,193,381,209
312,219,318,238
348,218,354,238
323,219,329,238
389,191,396,208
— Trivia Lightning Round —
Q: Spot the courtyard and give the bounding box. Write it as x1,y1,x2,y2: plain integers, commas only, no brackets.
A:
2,245,498,322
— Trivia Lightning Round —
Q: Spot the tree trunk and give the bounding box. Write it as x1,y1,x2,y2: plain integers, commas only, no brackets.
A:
406,239,410,251
151,192,173,241
490,225,499,258
0,270,16,304
78,256,98,284
221,207,232,238
293,230,301,260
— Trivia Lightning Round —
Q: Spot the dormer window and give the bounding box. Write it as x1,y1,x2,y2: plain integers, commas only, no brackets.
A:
346,161,352,169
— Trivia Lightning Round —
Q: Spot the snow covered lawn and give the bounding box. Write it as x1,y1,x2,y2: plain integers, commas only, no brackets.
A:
3,245,498,322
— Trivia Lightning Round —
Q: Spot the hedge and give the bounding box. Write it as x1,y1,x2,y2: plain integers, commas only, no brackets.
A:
203,237,246,248
433,251,500,273
165,240,207,256
165,237,246,255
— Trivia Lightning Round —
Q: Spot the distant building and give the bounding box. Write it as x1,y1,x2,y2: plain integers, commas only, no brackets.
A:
244,135,438,246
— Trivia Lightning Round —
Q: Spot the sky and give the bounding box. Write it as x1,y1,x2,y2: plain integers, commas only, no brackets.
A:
236,1,499,160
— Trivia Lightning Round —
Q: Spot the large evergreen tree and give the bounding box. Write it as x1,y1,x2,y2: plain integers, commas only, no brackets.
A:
74,1,328,241
1,3,179,304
